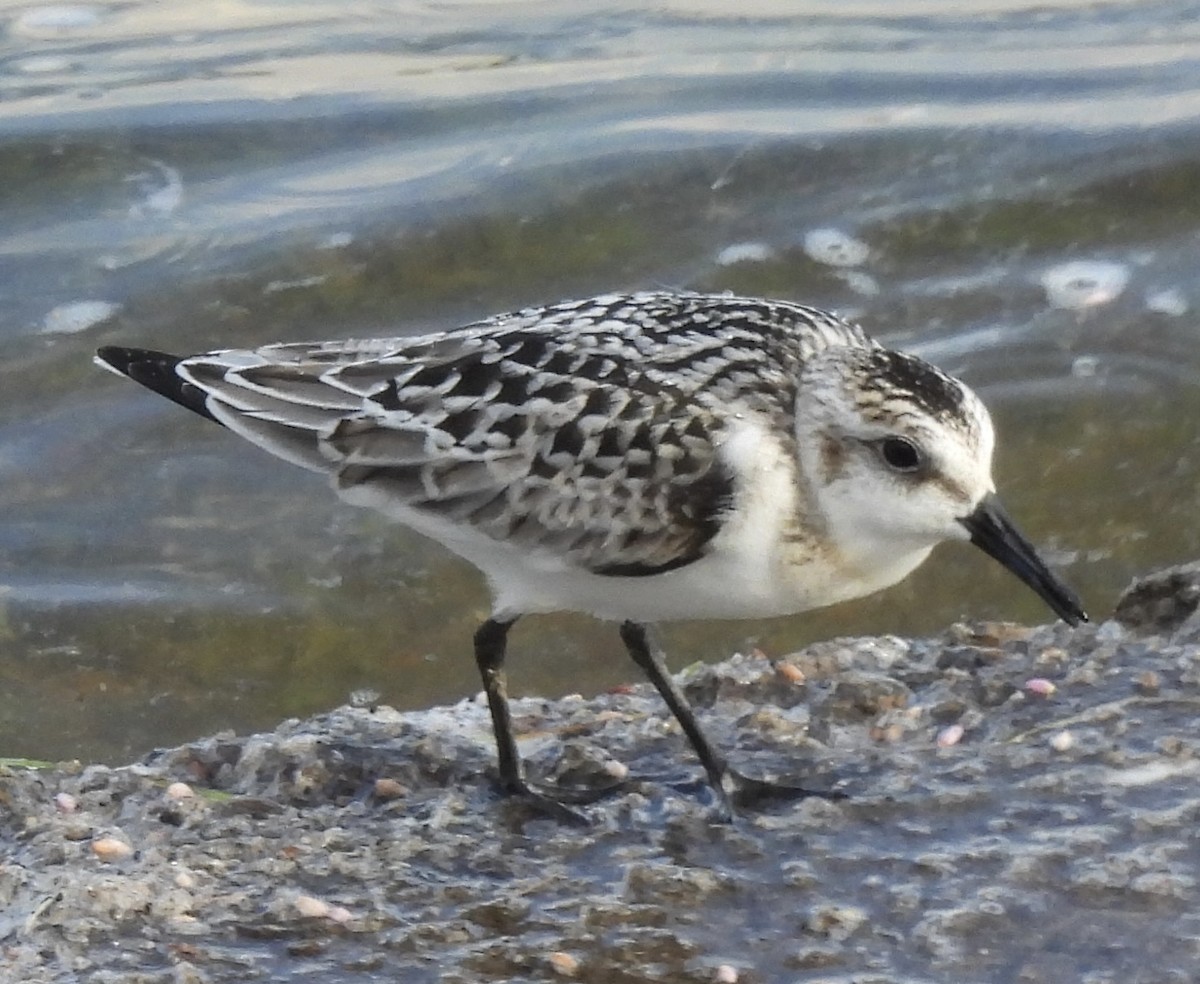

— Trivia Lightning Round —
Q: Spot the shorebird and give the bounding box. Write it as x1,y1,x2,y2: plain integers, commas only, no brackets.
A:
96,291,1086,821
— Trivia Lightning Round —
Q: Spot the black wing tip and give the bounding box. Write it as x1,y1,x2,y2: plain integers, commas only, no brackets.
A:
95,345,219,424
96,344,179,373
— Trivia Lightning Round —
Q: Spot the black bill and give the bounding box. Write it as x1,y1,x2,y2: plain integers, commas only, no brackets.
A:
959,492,1087,626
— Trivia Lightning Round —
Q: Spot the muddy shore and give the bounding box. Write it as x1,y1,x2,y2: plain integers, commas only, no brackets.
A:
4,563,1200,983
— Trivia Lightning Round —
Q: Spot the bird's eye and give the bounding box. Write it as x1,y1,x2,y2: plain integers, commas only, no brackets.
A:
879,436,923,473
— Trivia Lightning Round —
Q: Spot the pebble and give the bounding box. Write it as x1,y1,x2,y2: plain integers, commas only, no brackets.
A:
1049,730,1075,753
937,724,965,748
1036,646,1070,666
547,951,579,976
1134,670,1161,696
294,894,330,919
1025,678,1058,697
165,781,195,800
91,836,134,861
326,905,353,925
775,661,807,685
602,758,630,781
715,965,739,983
373,777,407,800
54,792,78,813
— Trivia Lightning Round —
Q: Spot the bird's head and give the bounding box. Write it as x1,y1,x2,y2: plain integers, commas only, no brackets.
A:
793,346,1086,625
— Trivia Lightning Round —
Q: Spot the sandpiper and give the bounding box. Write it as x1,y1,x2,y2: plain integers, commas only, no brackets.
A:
96,291,1086,821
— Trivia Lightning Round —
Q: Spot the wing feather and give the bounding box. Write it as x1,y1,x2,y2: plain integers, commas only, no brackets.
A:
114,292,869,574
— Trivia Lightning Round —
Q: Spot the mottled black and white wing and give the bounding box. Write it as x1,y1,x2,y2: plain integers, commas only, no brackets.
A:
96,291,870,576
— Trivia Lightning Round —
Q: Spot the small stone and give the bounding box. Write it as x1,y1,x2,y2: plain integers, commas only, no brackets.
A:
54,792,78,813
870,723,905,743
174,870,197,889
91,836,133,861
602,758,629,781
348,688,381,709
936,724,965,748
715,965,739,983
1049,730,1075,753
775,662,807,685
1134,670,1161,696
373,777,407,800
1025,678,1057,697
294,894,330,919
547,951,579,976
804,903,868,940
165,781,195,799
1036,646,1070,666
173,960,208,984
326,905,353,924
969,622,1034,645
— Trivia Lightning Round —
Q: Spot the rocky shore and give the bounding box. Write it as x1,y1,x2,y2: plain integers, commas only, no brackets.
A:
4,563,1200,983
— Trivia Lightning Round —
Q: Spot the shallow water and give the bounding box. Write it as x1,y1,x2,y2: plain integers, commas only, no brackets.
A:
0,0,1198,768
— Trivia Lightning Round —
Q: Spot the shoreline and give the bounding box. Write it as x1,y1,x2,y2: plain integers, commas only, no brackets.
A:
3,562,1199,983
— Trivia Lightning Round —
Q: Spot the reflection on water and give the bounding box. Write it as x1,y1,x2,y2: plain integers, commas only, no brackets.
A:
0,1,1197,766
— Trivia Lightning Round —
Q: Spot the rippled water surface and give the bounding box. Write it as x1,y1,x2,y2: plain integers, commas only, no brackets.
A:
1,0,1198,772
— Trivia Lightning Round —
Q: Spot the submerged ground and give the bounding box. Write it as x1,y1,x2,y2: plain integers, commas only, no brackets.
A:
3,562,1199,983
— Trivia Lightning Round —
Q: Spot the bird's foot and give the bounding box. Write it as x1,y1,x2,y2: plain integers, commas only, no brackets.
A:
714,767,847,821
494,773,628,826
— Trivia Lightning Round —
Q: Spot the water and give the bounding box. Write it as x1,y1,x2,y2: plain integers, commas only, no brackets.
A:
0,0,1198,768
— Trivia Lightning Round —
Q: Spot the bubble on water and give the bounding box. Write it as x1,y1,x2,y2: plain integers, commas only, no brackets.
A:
715,241,773,266
838,269,880,296
13,55,74,74
14,5,102,36
1145,287,1188,316
41,300,120,334
127,160,182,219
802,228,869,268
1041,260,1129,310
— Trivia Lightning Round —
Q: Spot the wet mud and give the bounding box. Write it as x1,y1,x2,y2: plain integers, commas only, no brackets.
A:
4,563,1200,983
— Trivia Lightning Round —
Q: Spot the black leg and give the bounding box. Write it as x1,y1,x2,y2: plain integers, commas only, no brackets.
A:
473,617,622,824
473,617,525,792
619,620,736,815
619,620,843,819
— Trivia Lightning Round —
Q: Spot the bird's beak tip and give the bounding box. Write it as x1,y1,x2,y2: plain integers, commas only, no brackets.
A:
960,494,1087,627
